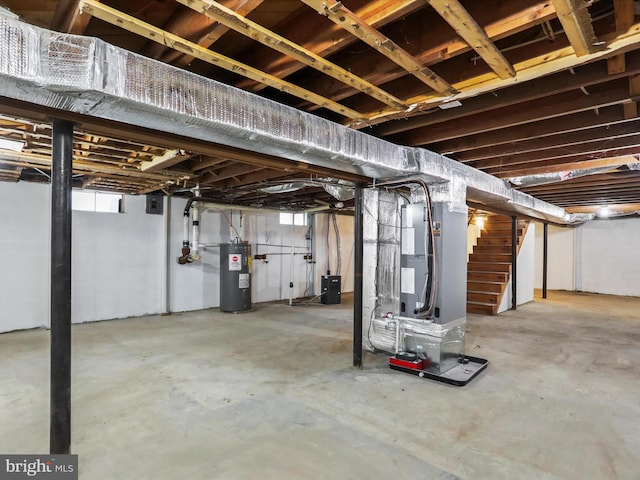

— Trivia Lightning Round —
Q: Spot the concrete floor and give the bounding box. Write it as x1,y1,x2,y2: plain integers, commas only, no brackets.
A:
1,291,639,479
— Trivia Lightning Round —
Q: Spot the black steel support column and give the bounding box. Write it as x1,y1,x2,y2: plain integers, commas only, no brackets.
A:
511,216,517,310
50,119,73,454
353,184,364,368
542,222,548,299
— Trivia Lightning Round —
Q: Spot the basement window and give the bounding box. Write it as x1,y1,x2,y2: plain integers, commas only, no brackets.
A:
280,212,307,226
72,190,124,213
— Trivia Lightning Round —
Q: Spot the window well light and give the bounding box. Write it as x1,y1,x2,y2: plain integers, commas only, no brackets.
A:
0,137,25,152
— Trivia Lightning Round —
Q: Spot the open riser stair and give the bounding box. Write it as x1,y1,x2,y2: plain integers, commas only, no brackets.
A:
467,215,530,315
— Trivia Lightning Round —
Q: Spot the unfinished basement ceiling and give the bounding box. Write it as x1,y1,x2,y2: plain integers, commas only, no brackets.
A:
1,0,640,213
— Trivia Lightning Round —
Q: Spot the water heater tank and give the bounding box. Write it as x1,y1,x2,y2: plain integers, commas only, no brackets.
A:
220,242,252,312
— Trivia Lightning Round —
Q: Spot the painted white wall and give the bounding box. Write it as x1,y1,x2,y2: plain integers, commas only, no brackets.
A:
0,182,51,332
0,182,354,333
498,223,536,313
314,213,355,295
534,224,575,291
467,223,482,260
167,199,225,313
243,210,314,303
534,218,640,297
72,195,164,323
579,218,640,296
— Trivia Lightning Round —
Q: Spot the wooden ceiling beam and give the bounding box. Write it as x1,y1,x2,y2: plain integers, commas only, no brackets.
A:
298,0,555,112
487,155,640,178
201,164,264,184
140,150,194,172
565,203,640,213
301,0,457,97
172,0,265,67
0,150,189,182
177,0,406,110
472,135,640,169
520,171,640,190
457,122,640,162
141,7,216,60
0,95,369,185
551,0,600,56
358,19,640,127
400,80,636,145
538,189,640,201
608,0,635,73
192,157,228,172
376,53,640,137
425,0,515,79
79,0,365,120
614,0,636,32
522,179,640,195
235,0,428,92
433,106,630,154
537,192,640,203
215,169,290,189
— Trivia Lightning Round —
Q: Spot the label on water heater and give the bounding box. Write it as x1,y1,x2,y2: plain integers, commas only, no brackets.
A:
239,273,250,289
229,254,242,271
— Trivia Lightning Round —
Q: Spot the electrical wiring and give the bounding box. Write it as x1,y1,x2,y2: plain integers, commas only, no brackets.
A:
332,213,342,276
374,178,437,318
221,210,243,242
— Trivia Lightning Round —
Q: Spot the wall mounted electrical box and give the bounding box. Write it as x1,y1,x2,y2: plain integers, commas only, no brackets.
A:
145,195,163,215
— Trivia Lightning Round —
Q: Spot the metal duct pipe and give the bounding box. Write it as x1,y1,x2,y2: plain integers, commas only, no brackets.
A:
0,16,581,225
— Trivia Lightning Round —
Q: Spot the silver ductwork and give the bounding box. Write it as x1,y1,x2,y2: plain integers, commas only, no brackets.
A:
0,16,579,224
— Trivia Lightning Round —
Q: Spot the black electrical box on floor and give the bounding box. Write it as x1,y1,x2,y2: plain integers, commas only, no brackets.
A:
321,275,341,304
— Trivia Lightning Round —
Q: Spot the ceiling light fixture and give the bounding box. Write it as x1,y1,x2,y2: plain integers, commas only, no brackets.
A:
0,137,25,152
598,206,611,218
438,100,462,110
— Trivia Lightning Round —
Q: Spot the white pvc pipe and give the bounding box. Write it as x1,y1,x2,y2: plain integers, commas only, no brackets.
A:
191,203,200,260
182,214,189,248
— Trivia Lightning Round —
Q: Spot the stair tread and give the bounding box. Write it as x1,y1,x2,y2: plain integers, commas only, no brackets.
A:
467,300,497,306
469,261,512,264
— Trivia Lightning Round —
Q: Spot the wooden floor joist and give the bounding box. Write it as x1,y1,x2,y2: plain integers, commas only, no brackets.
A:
79,0,366,120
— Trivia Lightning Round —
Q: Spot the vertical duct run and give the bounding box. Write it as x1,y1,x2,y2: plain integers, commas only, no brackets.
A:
50,119,73,454
353,185,364,368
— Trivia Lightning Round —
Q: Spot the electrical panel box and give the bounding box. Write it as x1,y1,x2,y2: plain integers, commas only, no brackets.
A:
321,275,341,304
145,195,163,215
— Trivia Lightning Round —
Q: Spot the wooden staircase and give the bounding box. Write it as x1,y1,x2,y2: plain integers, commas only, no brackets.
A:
467,215,530,315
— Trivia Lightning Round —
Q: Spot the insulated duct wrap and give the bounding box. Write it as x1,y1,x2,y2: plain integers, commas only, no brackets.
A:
506,164,637,187
0,16,585,224
362,189,406,351
0,16,414,178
